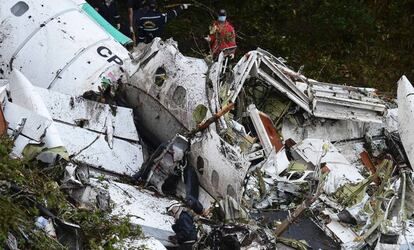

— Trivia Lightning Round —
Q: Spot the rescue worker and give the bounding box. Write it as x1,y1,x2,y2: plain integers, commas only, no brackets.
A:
127,0,144,44
134,0,190,44
205,9,237,59
96,0,121,30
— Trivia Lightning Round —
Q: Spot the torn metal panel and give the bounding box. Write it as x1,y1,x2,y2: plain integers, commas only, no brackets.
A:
7,129,40,158
262,148,291,178
260,55,310,103
131,37,161,64
281,108,396,145
311,98,385,124
326,221,359,246
309,81,382,103
55,122,143,176
384,108,399,133
398,75,414,167
229,51,311,112
142,134,189,193
8,70,65,150
292,139,364,194
60,164,89,190
229,52,259,102
248,104,283,155
309,82,386,123
4,101,52,142
36,88,139,142
334,141,366,169
95,179,176,247
228,49,385,123
257,62,310,112
209,53,228,131
281,117,368,143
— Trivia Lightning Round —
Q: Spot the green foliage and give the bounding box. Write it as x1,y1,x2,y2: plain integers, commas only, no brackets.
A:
72,211,143,250
0,136,143,249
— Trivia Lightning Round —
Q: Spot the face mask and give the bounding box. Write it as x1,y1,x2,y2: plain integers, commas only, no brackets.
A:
218,16,226,22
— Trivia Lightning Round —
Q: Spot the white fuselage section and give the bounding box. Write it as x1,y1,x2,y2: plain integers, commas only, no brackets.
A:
0,0,132,95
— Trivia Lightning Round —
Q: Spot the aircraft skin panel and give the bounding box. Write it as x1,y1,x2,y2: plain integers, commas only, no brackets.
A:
4,101,52,142
122,85,188,144
13,10,111,89
36,87,140,142
398,76,414,167
46,39,130,96
56,122,143,176
0,0,78,73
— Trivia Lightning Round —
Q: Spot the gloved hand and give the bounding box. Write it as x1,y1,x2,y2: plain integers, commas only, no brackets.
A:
130,26,134,33
181,4,190,10
204,36,211,42
229,53,235,59
116,23,121,30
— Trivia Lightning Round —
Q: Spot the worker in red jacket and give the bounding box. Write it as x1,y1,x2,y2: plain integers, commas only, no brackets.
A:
205,9,237,59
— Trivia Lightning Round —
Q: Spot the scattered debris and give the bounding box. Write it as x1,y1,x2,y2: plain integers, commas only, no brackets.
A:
1,0,414,249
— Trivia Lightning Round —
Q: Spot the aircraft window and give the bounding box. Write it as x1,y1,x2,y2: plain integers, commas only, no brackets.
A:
289,172,303,180
193,104,207,124
11,1,29,17
197,156,204,175
154,67,167,87
211,170,219,189
227,185,236,199
172,86,186,106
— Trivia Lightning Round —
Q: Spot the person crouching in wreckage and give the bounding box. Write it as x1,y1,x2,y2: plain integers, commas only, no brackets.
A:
205,9,237,60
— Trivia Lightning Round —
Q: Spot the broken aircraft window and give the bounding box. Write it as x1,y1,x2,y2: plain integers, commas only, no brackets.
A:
154,67,167,87
11,1,29,17
197,156,205,174
211,170,219,189
193,104,208,124
172,86,186,106
227,184,236,199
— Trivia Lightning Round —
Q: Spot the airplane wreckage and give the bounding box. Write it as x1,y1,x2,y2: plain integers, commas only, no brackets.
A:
1,0,414,249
